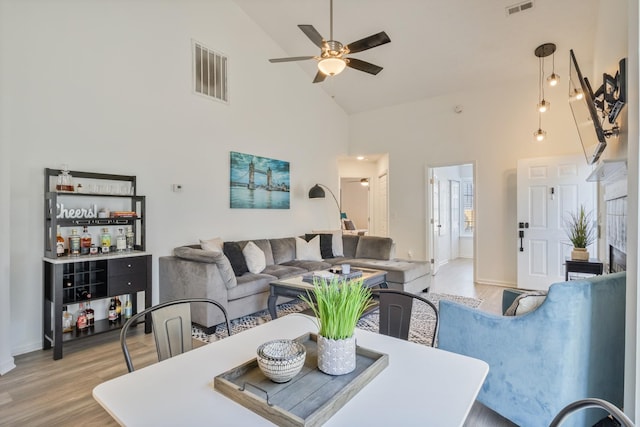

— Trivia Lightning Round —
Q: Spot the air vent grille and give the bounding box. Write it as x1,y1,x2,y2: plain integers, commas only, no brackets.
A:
506,1,534,16
193,41,228,103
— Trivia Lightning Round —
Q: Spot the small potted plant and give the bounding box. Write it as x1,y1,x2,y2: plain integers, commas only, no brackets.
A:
300,276,374,375
565,205,596,261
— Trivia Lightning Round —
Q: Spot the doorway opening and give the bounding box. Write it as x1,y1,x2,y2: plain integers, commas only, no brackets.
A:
426,163,475,283
340,177,370,234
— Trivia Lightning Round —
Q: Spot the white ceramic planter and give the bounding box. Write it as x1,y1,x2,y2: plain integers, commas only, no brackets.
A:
317,335,356,375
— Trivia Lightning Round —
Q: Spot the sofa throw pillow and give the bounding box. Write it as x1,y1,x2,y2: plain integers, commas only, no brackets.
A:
355,236,393,260
199,236,223,254
242,241,266,274
223,242,249,276
295,236,322,261
311,229,344,257
305,233,334,259
505,291,548,316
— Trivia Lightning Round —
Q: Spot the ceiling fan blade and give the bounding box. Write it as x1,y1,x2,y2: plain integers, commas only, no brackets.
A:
346,58,383,75
269,56,316,63
298,25,325,48
345,31,391,54
313,71,327,83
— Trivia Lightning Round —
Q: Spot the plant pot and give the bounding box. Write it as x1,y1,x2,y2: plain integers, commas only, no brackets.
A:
571,247,589,261
317,335,356,375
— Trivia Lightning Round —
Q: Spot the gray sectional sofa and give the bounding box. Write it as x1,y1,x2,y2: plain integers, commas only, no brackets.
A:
159,234,430,331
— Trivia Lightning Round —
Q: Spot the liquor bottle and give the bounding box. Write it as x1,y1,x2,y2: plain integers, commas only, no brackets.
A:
124,295,133,319
68,229,81,256
101,228,111,254
85,299,95,327
76,303,88,331
116,228,126,252
56,225,65,257
80,226,92,255
62,306,74,333
125,227,135,252
108,299,117,324
55,165,74,192
115,296,122,321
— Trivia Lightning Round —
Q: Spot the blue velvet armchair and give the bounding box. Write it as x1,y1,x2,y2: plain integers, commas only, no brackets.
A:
437,272,626,427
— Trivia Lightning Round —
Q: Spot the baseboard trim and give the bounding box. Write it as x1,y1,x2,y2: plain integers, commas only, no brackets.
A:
11,341,42,357
0,356,16,375
475,278,517,288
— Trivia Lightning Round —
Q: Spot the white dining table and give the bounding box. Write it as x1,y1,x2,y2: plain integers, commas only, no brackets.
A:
93,314,488,427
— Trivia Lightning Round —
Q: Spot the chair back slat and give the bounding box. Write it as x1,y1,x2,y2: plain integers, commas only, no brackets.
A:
151,303,192,362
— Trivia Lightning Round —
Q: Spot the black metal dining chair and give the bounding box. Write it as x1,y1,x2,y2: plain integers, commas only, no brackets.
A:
549,398,634,427
371,289,439,347
120,297,231,372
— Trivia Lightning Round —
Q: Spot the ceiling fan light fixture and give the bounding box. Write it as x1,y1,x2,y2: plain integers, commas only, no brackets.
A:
318,57,346,76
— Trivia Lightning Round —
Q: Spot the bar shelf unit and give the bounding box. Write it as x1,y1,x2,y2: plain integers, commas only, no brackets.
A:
42,168,152,360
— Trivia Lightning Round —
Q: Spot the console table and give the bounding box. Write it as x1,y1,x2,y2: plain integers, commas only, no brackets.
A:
565,258,604,281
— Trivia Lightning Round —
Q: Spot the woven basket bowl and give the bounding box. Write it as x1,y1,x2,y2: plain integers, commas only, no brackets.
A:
257,339,307,383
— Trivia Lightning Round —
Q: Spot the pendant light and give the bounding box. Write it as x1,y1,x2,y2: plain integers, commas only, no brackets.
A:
547,45,560,87
533,43,556,141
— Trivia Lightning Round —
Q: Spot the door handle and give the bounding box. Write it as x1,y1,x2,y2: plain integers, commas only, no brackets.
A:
519,230,524,252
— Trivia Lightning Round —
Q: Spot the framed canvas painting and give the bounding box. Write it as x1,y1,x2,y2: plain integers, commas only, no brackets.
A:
230,151,290,209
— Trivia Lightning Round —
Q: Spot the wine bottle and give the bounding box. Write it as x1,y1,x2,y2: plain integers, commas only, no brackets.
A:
56,225,65,257
80,226,92,255
108,298,117,324
124,295,133,319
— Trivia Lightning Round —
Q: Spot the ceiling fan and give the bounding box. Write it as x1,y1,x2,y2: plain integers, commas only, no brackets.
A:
268,0,391,83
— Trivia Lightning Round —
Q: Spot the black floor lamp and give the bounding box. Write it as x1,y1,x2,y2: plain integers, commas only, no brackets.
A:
308,183,342,225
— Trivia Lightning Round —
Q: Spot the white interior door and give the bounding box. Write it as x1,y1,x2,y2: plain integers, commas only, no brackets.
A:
430,171,441,275
377,173,389,237
516,155,596,290
450,180,460,259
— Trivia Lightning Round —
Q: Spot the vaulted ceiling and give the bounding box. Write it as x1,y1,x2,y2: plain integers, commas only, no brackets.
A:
234,0,600,114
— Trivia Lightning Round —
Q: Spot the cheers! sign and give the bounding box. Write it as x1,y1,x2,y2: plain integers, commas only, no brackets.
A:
56,203,99,219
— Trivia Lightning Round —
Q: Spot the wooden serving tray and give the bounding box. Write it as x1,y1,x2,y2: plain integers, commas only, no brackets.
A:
214,332,389,427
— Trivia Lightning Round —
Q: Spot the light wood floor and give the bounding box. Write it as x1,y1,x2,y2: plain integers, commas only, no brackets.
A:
0,258,515,427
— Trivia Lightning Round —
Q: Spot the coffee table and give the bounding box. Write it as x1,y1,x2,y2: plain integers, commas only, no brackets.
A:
268,267,388,320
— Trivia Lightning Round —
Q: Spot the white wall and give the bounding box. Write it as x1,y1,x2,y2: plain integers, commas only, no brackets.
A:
2,0,348,356
350,76,582,286
0,0,15,375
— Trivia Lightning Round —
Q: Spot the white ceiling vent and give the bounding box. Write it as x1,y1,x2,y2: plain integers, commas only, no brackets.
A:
193,41,228,104
506,1,534,16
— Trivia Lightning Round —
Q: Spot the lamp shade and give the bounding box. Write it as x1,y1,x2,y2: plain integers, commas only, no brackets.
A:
308,184,326,199
317,57,346,76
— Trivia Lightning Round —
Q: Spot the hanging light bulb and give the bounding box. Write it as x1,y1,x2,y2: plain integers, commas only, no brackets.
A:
547,73,560,87
537,99,551,113
547,46,560,87
534,128,546,142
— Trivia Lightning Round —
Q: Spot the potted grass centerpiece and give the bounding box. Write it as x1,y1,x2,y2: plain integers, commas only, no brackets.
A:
565,205,596,261
301,276,374,375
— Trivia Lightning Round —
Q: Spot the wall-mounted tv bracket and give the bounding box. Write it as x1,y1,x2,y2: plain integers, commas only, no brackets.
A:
518,222,529,252
593,57,627,125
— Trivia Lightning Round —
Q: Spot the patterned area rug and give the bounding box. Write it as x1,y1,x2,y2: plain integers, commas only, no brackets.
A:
192,292,482,346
